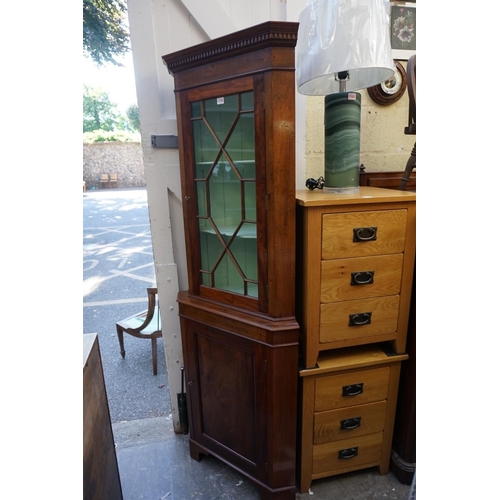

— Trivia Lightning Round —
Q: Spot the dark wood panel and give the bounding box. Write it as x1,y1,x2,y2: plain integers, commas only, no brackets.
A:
359,170,416,191
197,331,259,462
390,266,416,485
83,334,122,500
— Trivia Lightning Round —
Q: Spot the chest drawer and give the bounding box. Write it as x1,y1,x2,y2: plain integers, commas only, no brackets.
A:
321,254,403,303
312,432,384,475
320,295,400,343
296,187,416,369
322,209,407,260
315,366,390,412
314,400,387,444
298,345,408,493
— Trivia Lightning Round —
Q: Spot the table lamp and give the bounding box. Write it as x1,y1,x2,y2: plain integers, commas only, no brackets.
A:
297,0,394,193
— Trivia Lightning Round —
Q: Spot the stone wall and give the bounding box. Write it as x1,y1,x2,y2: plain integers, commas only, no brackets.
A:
83,142,146,189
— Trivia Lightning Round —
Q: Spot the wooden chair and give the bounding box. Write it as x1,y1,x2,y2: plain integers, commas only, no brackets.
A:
109,173,119,188
116,287,162,375
99,173,110,189
399,55,416,191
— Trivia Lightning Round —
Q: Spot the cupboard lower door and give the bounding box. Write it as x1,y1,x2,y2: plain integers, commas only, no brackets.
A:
183,318,267,480
179,304,298,500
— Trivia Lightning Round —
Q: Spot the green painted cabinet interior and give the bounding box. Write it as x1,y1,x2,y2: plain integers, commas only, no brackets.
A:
192,91,258,297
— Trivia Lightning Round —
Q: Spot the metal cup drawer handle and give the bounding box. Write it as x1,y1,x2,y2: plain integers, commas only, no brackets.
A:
338,447,359,460
342,383,364,397
340,417,362,430
353,226,377,242
349,312,372,326
351,270,374,285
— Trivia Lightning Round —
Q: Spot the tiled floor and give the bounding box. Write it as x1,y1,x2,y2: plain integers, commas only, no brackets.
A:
113,417,413,500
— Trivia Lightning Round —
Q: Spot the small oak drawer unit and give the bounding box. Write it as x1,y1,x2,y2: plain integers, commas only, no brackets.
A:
296,187,416,369
298,346,408,493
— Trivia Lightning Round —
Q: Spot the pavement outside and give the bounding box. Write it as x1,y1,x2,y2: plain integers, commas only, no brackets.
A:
83,187,170,423
84,188,413,500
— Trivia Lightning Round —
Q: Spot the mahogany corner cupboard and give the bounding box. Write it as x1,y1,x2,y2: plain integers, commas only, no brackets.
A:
163,22,300,499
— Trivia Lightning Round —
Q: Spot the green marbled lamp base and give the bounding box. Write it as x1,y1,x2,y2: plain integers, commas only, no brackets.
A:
324,92,361,193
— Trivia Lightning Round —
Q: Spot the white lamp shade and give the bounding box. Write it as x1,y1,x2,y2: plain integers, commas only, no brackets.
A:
297,0,394,95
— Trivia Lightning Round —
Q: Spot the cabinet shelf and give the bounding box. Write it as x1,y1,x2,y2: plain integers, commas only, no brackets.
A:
200,225,256,239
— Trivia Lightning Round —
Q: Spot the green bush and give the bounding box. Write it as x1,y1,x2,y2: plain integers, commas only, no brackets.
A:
83,130,141,143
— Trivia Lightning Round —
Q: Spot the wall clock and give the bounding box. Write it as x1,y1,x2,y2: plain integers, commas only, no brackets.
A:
367,60,407,105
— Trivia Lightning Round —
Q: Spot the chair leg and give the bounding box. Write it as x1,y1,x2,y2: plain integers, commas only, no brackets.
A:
398,142,416,191
117,325,126,358
152,337,158,375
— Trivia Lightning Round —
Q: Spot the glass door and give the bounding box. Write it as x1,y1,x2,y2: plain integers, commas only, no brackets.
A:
190,90,258,299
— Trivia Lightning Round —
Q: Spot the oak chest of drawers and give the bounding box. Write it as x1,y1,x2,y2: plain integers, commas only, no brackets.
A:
298,345,408,493
296,187,416,369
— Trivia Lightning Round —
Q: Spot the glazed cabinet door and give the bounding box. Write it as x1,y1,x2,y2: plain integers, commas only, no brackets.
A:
178,77,268,314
